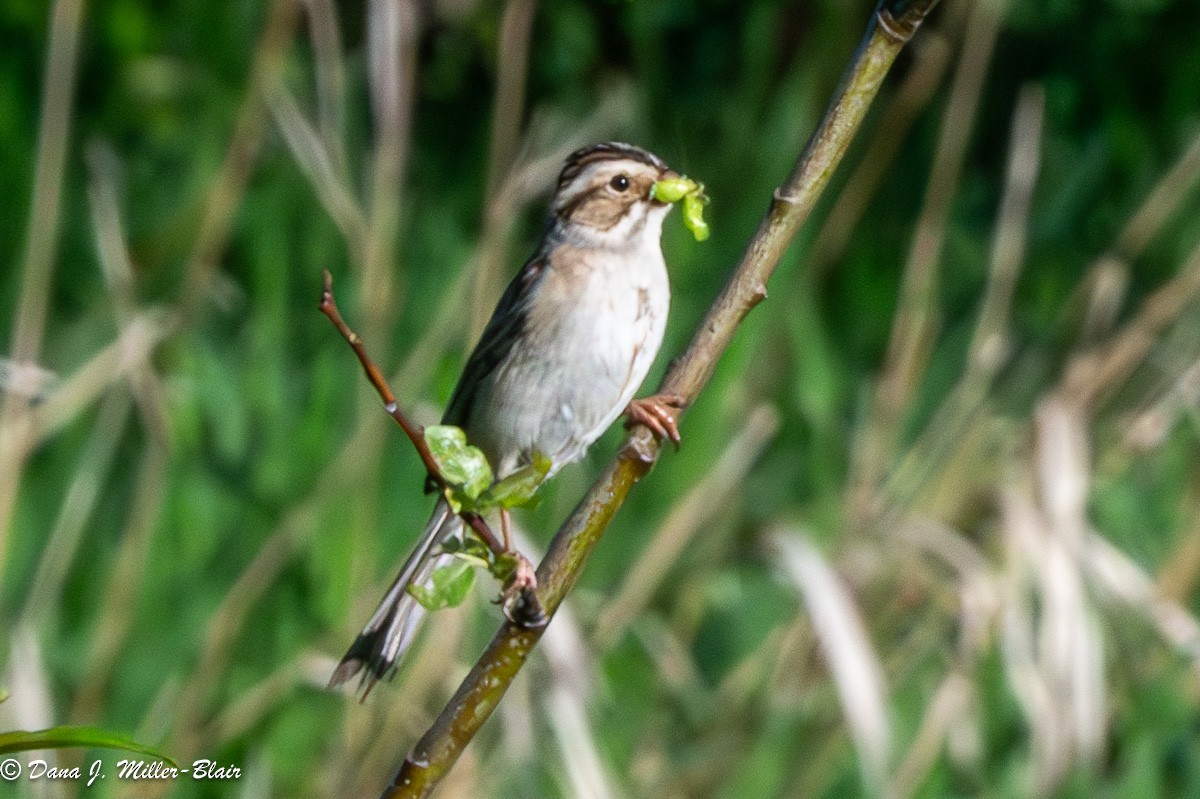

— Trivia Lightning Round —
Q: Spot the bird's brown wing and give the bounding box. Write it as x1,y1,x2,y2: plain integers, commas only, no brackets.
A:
442,251,548,427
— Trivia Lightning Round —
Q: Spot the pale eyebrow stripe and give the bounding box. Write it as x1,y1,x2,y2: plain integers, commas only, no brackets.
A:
554,163,613,212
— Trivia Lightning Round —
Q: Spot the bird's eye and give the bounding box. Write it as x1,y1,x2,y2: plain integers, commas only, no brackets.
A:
610,174,630,192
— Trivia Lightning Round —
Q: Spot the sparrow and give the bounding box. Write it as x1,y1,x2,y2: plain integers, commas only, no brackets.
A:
330,142,685,694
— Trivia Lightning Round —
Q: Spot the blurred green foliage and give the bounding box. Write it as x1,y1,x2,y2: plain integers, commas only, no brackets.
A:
3,0,1200,797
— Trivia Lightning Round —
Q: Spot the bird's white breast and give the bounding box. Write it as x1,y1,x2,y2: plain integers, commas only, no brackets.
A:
472,206,671,477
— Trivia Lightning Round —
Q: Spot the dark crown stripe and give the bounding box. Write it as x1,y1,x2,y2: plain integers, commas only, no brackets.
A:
557,142,665,191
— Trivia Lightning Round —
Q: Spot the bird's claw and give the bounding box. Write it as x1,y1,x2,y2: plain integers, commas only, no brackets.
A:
625,393,685,449
501,556,547,629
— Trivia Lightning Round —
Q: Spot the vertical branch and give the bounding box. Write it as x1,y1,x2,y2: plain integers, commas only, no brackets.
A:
470,0,540,340
484,0,539,198
0,0,87,586
381,3,941,796
303,0,350,180
180,0,301,314
968,84,1045,373
7,0,85,367
361,0,419,332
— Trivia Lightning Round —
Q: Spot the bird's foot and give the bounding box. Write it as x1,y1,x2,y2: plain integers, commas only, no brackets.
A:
625,393,686,449
501,555,547,629
466,511,546,629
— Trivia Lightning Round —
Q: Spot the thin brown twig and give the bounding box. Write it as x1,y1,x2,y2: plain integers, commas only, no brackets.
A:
318,269,442,481
169,202,473,758
381,2,942,796
318,270,542,616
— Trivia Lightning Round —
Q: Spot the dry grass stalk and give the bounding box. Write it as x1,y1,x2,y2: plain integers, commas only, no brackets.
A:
1062,236,1200,411
887,671,975,799
19,393,132,626
883,83,1044,517
852,0,1012,520
264,82,368,251
541,595,623,799
302,0,350,180
469,0,541,338
1086,532,1200,670
69,443,170,726
810,32,953,274
360,0,419,335
0,0,88,582
0,627,55,769
771,529,892,792
180,0,300,313
21,312,175,447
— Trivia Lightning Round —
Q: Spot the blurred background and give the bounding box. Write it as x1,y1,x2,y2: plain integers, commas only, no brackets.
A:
3,0,1200,796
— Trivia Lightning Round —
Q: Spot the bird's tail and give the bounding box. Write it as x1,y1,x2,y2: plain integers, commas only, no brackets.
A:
328,498,461,696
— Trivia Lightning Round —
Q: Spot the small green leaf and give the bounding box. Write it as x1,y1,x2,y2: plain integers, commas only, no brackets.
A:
406,560,476,611
0,726,177,766
441,536,493,568
424,424,467,457
424,424,493,500
0,687,8,704
483,452,552,509
491,552,520,585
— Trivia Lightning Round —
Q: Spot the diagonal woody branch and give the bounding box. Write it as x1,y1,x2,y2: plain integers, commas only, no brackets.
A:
383,2,941,796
